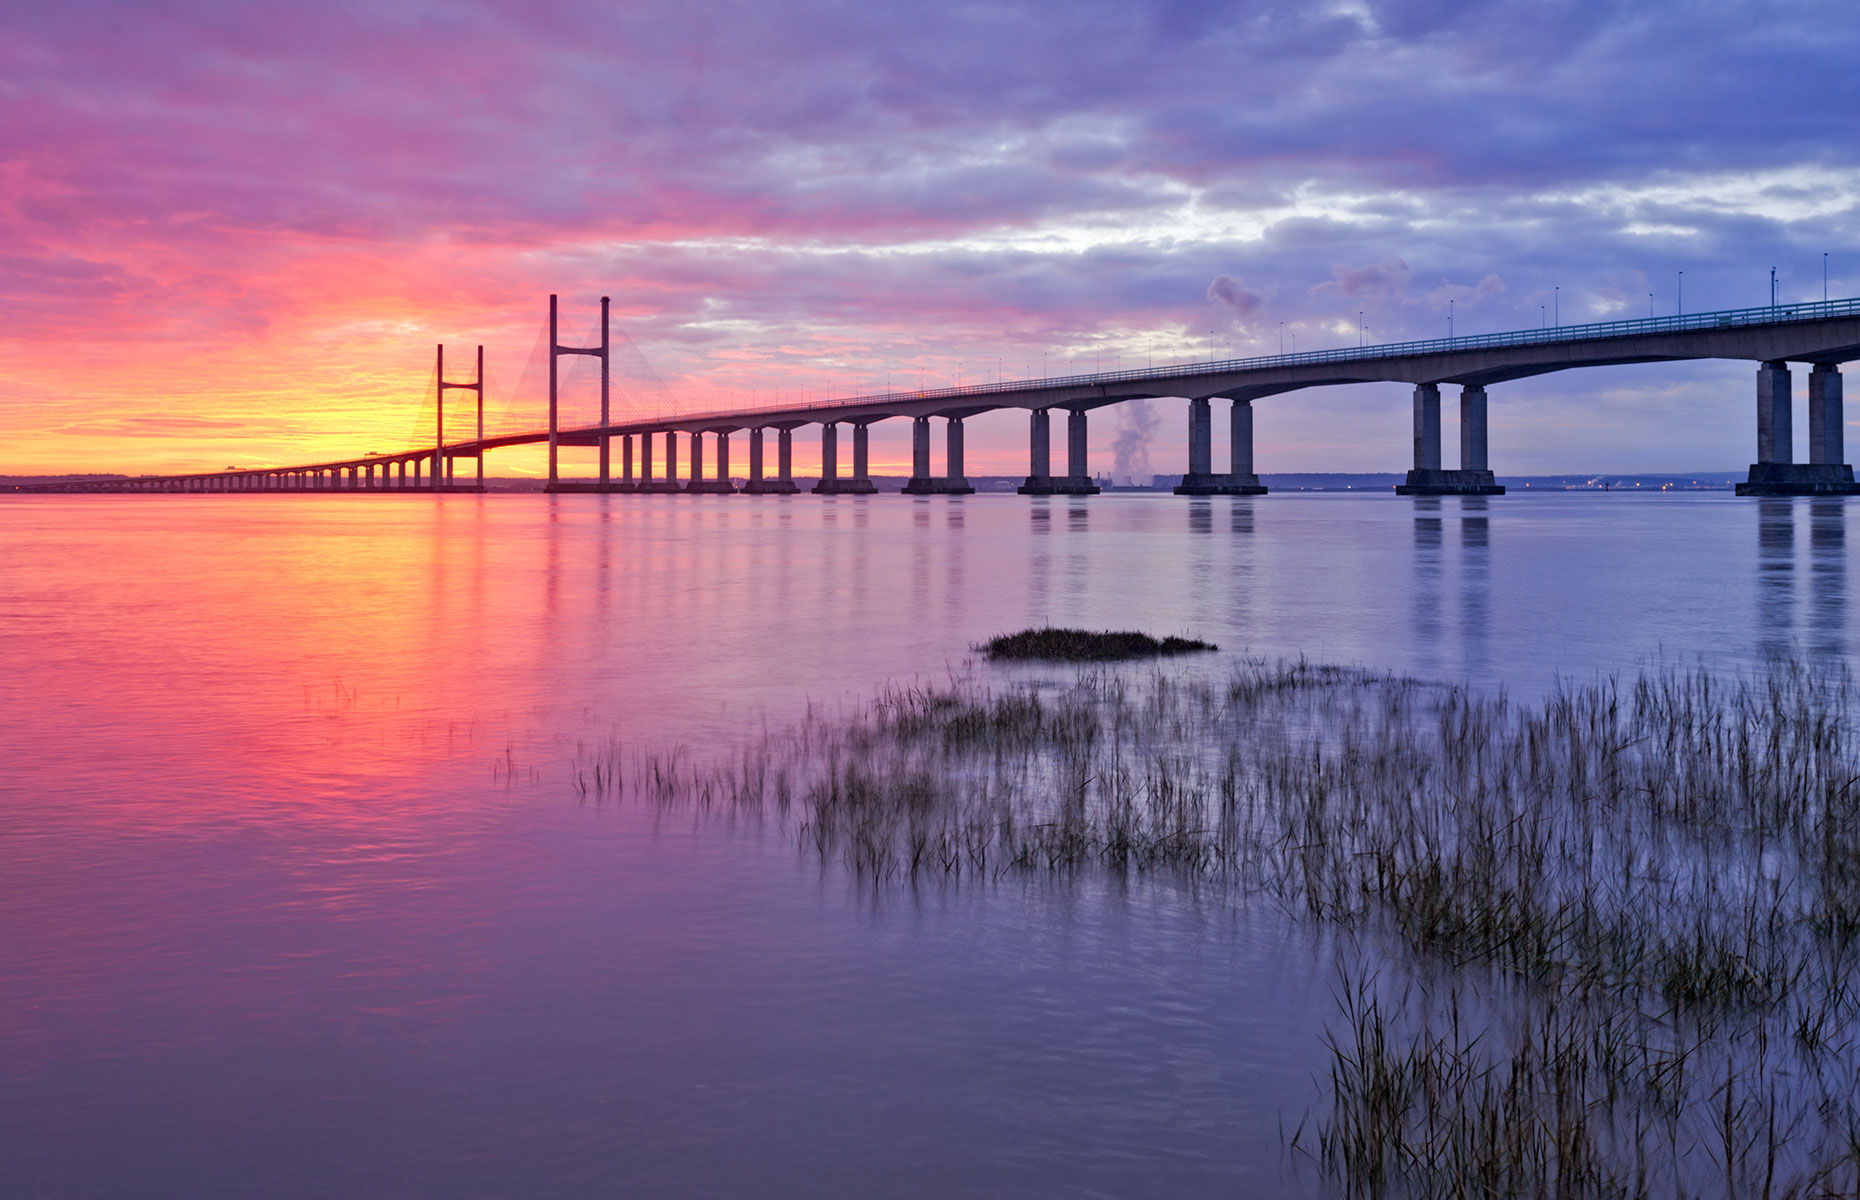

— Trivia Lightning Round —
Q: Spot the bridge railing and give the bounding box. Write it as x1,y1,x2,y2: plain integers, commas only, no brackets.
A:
670,295,1860,422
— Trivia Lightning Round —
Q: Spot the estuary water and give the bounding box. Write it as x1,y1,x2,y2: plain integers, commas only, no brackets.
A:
1,491,1854,1199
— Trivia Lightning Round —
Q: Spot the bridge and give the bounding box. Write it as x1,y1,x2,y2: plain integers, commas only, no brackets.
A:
34,294,1860,498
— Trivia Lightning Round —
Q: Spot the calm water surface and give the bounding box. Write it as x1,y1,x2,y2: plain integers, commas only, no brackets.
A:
2,492,1853,1198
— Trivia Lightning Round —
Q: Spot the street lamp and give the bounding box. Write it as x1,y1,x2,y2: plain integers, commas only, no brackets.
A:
1358,311,1364,347
1449,298,1455,339
1678,270,1683,316
1554,286,1560,328
1825,253,1830,303
1771,267,1778,307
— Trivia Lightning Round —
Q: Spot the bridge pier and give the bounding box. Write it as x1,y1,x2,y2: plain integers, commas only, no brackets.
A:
689,431,737,493
636,428,680,493
812,423,838,492
1023,408,1098,494
1398,383,1503,495
1018,409,1053,493
1062,409,1099,494
1739,362,1857,494
815,419,877,493
742,426,800,493
1176,398,1264,494
905,416,974,494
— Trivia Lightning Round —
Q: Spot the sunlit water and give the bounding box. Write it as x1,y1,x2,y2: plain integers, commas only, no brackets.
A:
2,492,1853,1198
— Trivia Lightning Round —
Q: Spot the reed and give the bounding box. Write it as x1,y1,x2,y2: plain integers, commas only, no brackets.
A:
575,657,1860,1197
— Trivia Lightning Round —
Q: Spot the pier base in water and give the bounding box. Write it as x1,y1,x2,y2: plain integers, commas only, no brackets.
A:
1395,469,1504,496
1736,463,1858,496
1174,473,1267,496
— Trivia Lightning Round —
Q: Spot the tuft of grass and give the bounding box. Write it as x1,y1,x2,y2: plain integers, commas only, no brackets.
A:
981,627,1217,662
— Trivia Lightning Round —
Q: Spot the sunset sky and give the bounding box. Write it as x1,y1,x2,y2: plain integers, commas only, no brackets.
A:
4,0,1857,478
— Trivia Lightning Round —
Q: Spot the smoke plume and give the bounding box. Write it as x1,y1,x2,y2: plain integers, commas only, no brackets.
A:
1111,398,1161,485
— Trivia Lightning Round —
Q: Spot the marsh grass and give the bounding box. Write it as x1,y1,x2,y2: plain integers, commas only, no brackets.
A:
981,627,1217,661
574,658,1860,1198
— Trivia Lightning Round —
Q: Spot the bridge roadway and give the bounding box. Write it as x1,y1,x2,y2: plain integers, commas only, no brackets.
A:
43,297,1860,497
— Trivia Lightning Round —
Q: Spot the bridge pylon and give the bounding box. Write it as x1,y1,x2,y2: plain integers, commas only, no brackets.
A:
546,294,632,493
436,343,485,491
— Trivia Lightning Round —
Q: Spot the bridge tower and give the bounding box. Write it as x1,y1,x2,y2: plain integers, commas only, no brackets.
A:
548,295,631,493
436,344,485,491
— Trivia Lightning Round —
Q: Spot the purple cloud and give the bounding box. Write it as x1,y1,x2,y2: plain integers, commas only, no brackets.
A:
1207,274,1264,318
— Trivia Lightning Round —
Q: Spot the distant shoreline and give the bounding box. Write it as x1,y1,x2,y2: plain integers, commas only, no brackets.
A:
2,471,1754,492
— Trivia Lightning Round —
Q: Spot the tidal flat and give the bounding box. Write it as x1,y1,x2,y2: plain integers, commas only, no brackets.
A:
580,656,1860,1199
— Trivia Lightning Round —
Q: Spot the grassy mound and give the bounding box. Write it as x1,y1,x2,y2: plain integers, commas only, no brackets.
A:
981,627,1217,662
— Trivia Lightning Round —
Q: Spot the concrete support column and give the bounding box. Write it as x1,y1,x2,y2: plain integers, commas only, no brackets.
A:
779,428,793,479
1809,364,1844,466
1397,382,1500,495
641,431,655,481
749,429,764,480
1741,361,1858,494
1758,361,1792,465
1413,384,1442,471
623,435,634,482
1460,385,1488,473
813,419,874,494
1021,405,1098,495
912,417,931,479
666,431,679,481
446,456,454,484
1188,398,1212,476
688,429,735,493
906,414,975,493
1231,399,1255,478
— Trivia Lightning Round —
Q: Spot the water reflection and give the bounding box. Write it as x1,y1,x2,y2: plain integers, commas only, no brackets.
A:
1809,500,1847,658
1188,500,1212,536
1459,498,1491,676
1411,498,1443,650
1757,500,1796,658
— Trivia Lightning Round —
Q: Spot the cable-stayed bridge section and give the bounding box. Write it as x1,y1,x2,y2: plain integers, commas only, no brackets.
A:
41,295,1860,498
